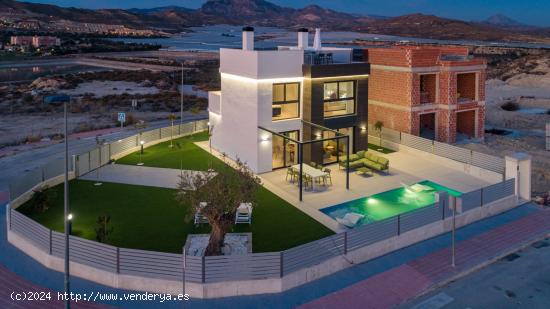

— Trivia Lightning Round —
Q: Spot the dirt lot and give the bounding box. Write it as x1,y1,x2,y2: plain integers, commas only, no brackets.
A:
0,59,218,149
459,47,550,197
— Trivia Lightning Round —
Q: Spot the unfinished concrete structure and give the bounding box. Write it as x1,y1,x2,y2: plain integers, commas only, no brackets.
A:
365,46,486,143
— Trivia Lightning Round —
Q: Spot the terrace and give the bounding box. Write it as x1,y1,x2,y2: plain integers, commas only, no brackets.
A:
258,148,494,232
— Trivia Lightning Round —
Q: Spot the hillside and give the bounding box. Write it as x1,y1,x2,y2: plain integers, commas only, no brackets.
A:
1,0,550,43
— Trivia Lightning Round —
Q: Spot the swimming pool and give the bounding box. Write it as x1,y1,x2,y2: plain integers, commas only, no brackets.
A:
320,180,462,227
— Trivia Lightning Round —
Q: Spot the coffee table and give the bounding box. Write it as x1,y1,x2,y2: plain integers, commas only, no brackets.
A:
356,167,373,176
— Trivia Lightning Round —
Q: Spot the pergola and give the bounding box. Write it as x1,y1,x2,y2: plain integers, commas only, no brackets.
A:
259,121,350,201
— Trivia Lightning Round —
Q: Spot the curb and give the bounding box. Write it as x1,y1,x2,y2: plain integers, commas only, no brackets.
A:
402,230,550,307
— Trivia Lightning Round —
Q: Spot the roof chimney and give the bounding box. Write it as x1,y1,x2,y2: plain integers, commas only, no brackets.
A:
242,26,254,51
297,28,308,50
313,28,322,51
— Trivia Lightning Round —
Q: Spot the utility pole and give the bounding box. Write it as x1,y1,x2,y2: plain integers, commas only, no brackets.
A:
180,63,184,127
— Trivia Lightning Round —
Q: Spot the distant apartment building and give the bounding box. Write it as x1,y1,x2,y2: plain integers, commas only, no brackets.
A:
10,36,33,46
365,46,486,143
32,36,61,47
10,35,60,48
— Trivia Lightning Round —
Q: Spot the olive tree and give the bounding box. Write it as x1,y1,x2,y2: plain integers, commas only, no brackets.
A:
176,159,261,256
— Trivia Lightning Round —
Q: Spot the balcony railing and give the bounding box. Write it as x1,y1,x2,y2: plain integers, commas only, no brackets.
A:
304,52,334,65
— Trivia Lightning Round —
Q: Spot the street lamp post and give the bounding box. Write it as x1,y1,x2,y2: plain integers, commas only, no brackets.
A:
44,94,71,309
180,63,184,127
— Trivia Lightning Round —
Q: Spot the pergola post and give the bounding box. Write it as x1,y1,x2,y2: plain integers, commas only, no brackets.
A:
299,143,303,201
346,135,350,190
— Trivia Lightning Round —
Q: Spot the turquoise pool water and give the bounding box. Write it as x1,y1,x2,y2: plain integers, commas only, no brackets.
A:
321,180,462,227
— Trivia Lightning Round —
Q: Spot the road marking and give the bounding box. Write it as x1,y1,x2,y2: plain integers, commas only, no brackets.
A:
411,292,454,309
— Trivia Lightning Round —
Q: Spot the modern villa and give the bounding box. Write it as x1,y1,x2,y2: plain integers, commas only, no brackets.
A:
208,27,369,175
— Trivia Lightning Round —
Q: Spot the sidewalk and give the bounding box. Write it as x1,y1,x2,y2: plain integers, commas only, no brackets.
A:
300,205,550,309
0,202,545,308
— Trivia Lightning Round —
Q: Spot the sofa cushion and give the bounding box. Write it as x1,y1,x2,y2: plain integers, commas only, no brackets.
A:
356,150,366,158
339,154,359,162
377,157,389,166
362,159,382,170
364,152,376,161
348,160,364,169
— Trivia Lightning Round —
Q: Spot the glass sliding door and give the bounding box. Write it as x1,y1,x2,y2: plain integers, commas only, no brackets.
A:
322,127,354,165
272,130,299,170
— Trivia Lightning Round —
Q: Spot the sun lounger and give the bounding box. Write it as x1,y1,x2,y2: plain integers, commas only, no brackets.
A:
235,203,253,224
194,202,209,225
336,212,365,228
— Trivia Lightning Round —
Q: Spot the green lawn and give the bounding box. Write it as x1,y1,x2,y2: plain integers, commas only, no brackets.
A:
115,131,226,171
20,132,334,253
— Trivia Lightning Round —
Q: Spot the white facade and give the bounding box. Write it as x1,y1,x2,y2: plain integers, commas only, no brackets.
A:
208,28,354,173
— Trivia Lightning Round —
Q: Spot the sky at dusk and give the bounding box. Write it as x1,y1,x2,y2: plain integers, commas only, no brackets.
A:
22,0,550,27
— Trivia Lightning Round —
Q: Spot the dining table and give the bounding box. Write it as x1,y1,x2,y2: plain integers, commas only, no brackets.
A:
291,164,328,191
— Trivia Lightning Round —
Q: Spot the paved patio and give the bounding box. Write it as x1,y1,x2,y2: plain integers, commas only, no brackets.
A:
260,150,494,231
79,164,211,189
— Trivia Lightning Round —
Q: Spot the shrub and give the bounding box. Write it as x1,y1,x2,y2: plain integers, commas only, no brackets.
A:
28,185,56,213
95,215,114,243
501,101,519,111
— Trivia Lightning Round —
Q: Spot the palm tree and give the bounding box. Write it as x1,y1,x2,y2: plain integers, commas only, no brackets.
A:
374,121,384,147
168,114,177,148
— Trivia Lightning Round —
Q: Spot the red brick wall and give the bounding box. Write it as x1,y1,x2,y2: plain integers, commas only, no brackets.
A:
368,105,412,133
367,49,412,67
366,45,487,143
420,74,437,103
457,73,477,101
369,68,413,106
456,110,476,137
439,72,456,104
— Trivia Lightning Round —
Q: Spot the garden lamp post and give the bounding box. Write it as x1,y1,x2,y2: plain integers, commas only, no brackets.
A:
95,136,105,186
137,141,145,166
43,94,71,309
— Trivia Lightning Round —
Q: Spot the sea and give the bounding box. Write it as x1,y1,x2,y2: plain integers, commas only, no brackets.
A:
110,25,550,51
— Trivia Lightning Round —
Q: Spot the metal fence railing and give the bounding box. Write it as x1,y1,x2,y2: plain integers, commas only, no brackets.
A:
7,177,517,285
367,124,506,175
74,120,208,178
7,119,209,201
8,159,70,201
459,178,516,211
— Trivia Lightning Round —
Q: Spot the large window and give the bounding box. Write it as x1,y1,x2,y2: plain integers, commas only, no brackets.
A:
272,83,300,121
322,127,354,164
323,81,355,118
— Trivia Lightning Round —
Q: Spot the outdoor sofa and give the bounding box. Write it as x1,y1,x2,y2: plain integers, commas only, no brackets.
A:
338,150,389,173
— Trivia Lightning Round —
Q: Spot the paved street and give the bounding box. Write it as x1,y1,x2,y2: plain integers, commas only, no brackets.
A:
402,238,550,309
300,205,550,309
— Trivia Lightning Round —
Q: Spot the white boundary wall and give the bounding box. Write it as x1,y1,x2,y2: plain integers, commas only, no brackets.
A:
7,193,519,298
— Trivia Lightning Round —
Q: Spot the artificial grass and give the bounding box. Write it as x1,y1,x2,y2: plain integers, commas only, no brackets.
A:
20,132,334,253
115,131,226,171
368,143,396,154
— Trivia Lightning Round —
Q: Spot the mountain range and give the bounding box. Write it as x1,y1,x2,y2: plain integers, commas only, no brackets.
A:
1,0,550,43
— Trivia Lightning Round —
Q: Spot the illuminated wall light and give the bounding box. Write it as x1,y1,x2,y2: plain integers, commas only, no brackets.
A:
221,72,303,84
260,134,271,142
